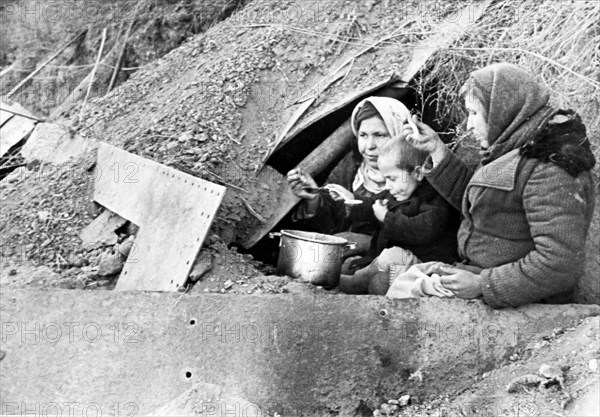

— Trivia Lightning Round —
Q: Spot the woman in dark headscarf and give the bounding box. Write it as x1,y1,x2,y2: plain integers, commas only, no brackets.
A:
389,63,596,308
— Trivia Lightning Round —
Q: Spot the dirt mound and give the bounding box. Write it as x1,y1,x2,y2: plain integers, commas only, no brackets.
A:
398,315,600,417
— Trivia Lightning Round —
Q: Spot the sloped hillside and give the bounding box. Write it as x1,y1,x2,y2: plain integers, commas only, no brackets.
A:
0,0,251,116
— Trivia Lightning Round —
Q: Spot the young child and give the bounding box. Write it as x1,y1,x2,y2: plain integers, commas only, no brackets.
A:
339,137,459,295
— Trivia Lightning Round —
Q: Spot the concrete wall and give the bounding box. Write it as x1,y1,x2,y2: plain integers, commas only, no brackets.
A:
1,290,598,416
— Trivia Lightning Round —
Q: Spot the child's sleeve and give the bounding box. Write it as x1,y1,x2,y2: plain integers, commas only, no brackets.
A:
381,198,451,246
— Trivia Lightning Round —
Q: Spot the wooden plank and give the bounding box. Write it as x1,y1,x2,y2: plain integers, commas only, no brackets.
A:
239,120,354,248
0,116,36,157
94,142,226,291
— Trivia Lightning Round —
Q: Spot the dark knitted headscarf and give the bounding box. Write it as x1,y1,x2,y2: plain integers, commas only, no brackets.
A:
461,63,553,164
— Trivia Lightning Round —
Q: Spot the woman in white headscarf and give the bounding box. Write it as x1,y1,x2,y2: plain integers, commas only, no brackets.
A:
286,97,411,270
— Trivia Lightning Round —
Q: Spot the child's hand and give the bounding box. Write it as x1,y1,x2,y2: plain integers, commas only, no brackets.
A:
372,199,388,222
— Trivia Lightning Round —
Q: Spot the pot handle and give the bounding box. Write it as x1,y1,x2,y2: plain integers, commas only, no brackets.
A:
345,241,357,250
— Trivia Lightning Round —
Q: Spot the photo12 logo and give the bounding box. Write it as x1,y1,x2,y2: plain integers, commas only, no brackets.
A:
1,321,140,344
0,402,139,417
0,1,140,25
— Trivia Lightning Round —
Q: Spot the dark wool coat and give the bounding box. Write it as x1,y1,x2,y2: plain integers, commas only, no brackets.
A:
373,180,460,263
426,110,596,308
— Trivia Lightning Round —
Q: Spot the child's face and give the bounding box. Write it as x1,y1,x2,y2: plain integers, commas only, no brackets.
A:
378,158,422,202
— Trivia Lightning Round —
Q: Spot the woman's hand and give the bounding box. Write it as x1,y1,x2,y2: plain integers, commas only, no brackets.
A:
287,168,319,200
438,266,483,299
372,199,388,222
403,115,448,164
324,184,354,202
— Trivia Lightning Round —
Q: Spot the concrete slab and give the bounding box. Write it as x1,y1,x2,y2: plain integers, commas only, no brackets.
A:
0,290,598,416
20,122,95,164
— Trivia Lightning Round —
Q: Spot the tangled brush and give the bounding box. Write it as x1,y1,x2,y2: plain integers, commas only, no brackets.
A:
417,0,600,155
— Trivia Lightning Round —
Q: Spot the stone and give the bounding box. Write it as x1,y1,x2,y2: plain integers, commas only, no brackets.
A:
80,210,127,251
21,122,95,164
117,238,135,258
97,252,124,276
398,395,410,407
37,210,51,221
589,359,599,372
379,403,393,414
178,132,193,143
188,251,214,283
67,254,86,268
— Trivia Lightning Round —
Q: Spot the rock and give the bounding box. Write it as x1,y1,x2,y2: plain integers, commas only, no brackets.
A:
282,281,313,295
97,252,125,276
398,395,410,407
379,403,399,415
124,222,139,236
117,237,135,258
37,210,51,221
223,279,234,290
166,142,179,150
21,122,94,164
589,358,599,372
67,254,86,268
539,363,563,379
178,131,193,143
80,210,127,251
189,251,215,282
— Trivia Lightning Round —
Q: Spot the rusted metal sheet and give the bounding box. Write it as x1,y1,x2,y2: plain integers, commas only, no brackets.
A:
93,143,226,291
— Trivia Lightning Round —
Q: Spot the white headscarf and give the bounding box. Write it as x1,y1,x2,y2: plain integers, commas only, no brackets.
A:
350,96,412,139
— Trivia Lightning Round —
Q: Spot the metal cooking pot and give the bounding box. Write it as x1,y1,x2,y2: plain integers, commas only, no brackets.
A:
269,229,356,287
